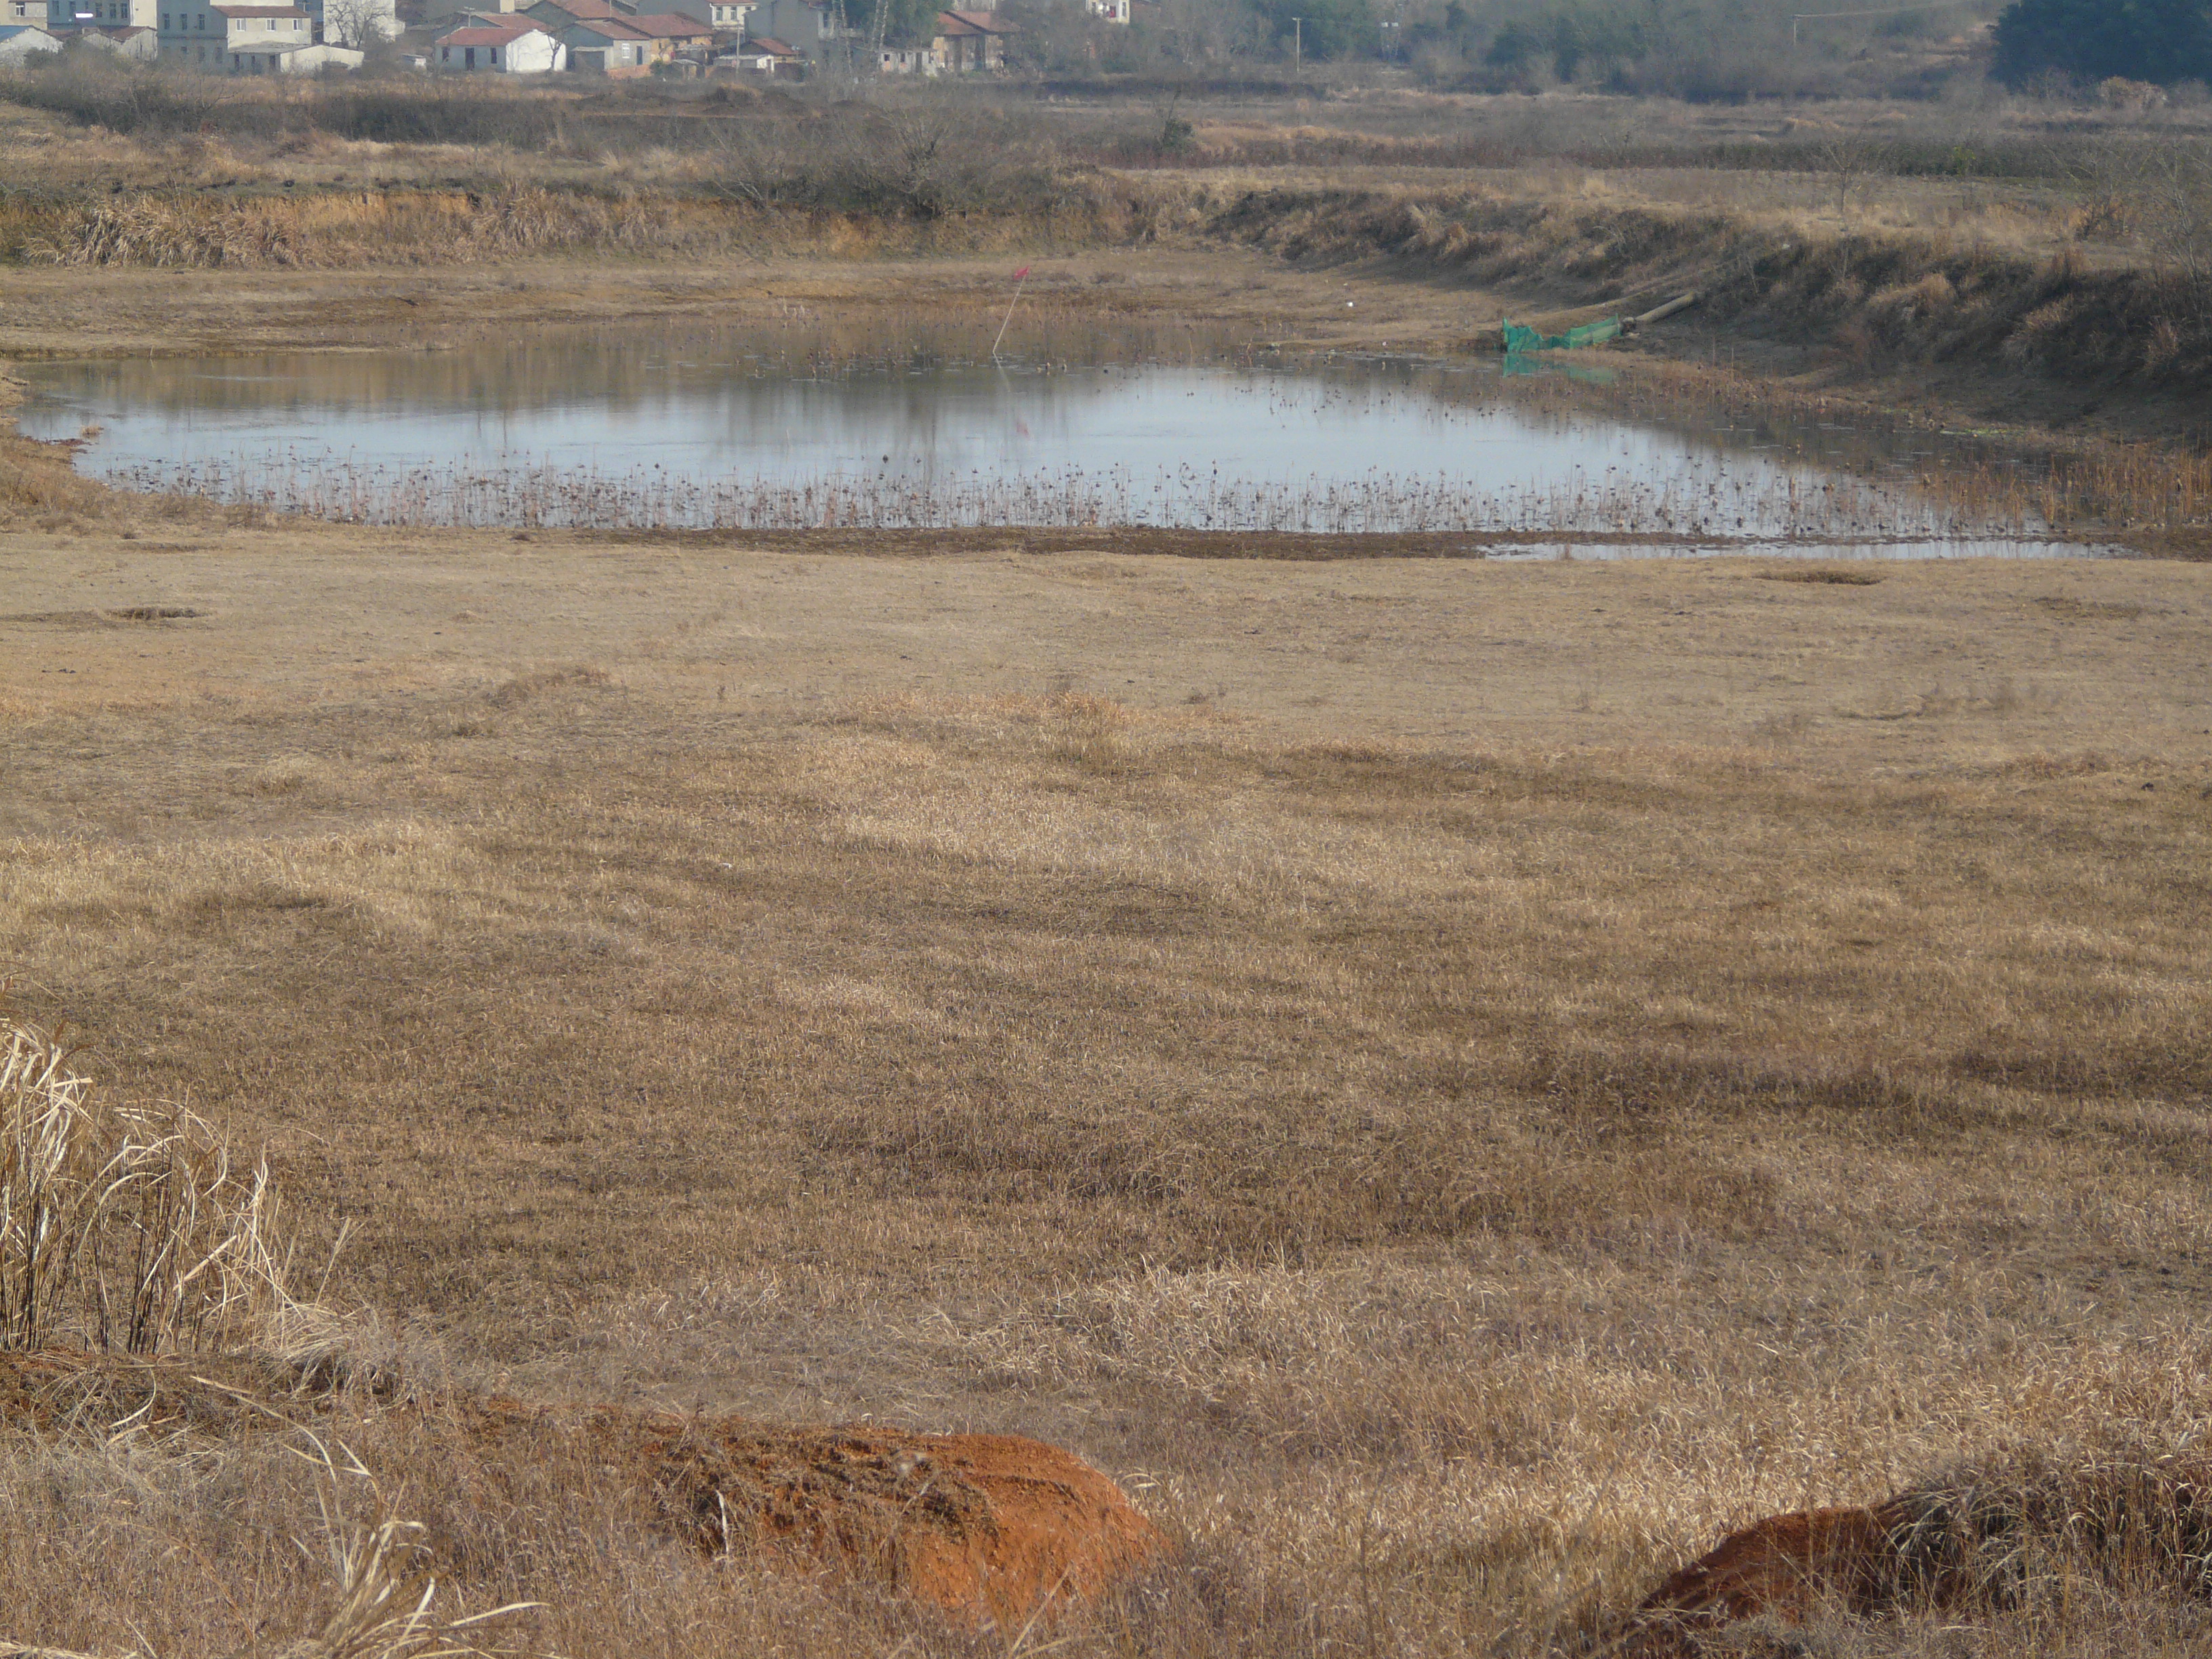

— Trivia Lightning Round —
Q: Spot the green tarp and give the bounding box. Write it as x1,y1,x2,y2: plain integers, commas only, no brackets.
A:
1501,316,1623,352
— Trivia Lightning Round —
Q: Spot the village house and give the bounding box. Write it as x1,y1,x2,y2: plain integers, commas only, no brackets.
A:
614,9,708,51
511,0,741,28
523,0,618,25
718,28,792,70
930,6,1006,69
81,21,161,52
739,0,843,59
628,0,745,33
0,20,59,54
1084,0,1127,20
159,1,315,70
432,12,563,65
556,12,650,68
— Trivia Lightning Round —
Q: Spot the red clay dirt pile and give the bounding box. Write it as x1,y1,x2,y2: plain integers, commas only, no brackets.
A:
1619,1446,2212,1655
0,1349,1170,1630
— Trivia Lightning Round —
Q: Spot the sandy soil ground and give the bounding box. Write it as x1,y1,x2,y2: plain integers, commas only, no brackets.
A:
7,523,2209,762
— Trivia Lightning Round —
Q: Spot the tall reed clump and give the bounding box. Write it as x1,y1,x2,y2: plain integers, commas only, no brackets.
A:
0,1014,340,1359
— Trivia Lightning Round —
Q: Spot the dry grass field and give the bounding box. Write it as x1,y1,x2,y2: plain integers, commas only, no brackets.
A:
3,518,2211,1654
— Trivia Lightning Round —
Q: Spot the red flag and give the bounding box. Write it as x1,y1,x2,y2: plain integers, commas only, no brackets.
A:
1012,266,1031,281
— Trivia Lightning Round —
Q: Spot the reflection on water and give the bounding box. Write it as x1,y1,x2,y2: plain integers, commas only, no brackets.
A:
14,321,2106,552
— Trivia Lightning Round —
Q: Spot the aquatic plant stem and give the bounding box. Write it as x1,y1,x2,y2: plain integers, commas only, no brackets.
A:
991,266,1031,363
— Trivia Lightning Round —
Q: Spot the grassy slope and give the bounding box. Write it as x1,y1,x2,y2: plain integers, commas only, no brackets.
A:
3,531,2211,1653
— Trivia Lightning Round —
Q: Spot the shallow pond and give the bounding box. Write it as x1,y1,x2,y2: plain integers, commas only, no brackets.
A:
16,321,2104,555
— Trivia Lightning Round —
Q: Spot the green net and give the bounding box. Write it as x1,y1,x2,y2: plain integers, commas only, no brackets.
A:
1501,316,1623,353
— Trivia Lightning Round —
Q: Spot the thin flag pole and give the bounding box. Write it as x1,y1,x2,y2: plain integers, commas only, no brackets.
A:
991,266,1031,361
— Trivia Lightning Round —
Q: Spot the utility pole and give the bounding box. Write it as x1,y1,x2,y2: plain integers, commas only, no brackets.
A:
1289,13,1301,73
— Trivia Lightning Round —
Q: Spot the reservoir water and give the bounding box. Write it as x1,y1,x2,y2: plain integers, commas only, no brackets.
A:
14,322,2104,554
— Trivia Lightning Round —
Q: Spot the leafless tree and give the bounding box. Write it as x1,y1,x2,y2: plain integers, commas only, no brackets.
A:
320,0,395,48
1812,130,1887,217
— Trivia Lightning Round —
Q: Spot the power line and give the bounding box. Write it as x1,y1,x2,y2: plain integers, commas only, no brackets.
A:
1790,1,1970,45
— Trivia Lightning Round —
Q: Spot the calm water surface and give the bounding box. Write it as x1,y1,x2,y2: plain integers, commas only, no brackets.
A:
15,323,2103,554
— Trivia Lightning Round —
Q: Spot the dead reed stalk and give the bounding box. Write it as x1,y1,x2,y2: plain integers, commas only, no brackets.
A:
0,1014,340,1359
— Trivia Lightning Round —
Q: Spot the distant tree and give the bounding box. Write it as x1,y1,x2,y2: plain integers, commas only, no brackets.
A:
321,0,397,46
1992,0,2212,88
1546,5,1641,81
1256,0,1376,60
1482,16,1540,69
855,0,942,49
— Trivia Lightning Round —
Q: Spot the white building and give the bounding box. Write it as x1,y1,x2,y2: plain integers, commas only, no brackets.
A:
278,37,358,63
1084,0,1128,20
158,0,388,60
160,1,309,67
432,15,563,67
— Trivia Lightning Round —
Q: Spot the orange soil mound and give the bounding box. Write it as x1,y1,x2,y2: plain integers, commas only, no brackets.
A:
1620,1503,1913,1654
491,1399,1172,1625
0,1350,1170,1628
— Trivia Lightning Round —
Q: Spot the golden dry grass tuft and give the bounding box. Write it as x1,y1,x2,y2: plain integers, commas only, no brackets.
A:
0,1012,338,1359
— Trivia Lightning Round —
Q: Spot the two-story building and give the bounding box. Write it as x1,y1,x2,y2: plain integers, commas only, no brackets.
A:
159,1,313,69
43,0,155,30
739,0,843,58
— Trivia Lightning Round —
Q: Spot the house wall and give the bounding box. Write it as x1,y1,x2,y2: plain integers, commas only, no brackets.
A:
82,23,161,50
434,26,560,66
45,0,155,29
558,21,645,64
747,0,835,58
0,24,60,53
160,0,309,64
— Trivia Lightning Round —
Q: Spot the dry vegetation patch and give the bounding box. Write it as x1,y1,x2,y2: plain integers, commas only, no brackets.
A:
0,1019,1166,1654
3,538,2211,1652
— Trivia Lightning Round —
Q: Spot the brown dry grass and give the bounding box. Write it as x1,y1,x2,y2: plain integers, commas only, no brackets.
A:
0,527,2209,1652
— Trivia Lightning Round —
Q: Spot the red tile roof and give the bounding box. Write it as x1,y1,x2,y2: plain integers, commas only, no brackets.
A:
937,8,1010,30
440,12,544,31
436,22,540,42
566,16,647,35
739,30,793,49
619,12,710,33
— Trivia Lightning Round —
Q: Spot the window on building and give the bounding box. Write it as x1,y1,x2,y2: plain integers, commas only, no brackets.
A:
488,43,496,58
